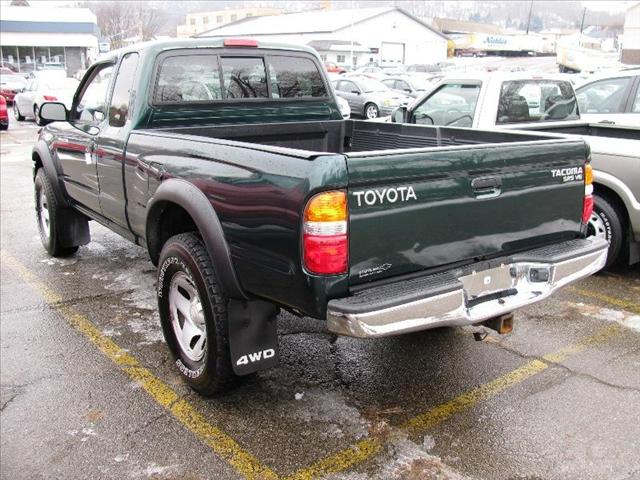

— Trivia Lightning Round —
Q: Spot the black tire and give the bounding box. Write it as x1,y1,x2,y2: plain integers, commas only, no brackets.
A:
364,102,379,119
14,102,24,121
0,123,7,131
34,169,79,257
157,232,235,396
588,194,624,268
34,105,43,126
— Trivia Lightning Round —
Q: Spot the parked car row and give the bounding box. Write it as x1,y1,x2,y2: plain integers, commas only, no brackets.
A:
383,70,639,268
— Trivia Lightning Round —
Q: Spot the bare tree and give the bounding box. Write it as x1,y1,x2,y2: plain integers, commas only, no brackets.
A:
84,1,167,49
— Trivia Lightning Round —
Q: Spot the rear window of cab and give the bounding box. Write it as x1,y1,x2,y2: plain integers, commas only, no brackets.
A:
153,52,328,104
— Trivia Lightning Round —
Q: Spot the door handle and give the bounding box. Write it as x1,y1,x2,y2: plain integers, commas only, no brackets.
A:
471,176,502,199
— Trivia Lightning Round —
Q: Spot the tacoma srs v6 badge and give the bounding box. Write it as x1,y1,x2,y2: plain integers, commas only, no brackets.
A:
551,166,584,183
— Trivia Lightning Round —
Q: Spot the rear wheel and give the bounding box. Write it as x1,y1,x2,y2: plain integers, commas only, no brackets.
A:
13,102,24,121
588,194,624,268
157,232,235,395
364,103,379,119
34,169,79,257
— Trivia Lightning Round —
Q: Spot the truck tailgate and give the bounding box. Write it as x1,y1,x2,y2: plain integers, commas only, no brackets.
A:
347,139,588,285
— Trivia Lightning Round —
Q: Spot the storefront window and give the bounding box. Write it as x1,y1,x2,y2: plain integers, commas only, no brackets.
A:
50,47,66,66
18,46,36,73
35,47,50,69
1,46,19,72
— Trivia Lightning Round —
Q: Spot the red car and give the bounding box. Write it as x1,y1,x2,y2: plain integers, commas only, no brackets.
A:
324,62,346,74
0,95,9,130
0,73,27,103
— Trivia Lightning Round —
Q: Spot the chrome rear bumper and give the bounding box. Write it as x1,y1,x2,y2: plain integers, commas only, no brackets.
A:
327,237,608,338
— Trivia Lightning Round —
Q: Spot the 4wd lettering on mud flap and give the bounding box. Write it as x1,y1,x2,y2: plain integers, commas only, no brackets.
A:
236,349,275,366
551,167,583,183
352,186,417,207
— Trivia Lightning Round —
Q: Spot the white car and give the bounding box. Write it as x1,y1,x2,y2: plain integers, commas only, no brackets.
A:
336,95,350,119
13,75,79,125
575,68,640,126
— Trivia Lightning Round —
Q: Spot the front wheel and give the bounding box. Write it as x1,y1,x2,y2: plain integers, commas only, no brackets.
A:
14,102,24,121
364,103,379,119
34,169,79,256
588,194,624,268
157,232,235,396
34,105,43,125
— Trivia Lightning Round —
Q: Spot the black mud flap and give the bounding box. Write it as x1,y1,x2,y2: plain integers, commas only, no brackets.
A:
228,299,279,376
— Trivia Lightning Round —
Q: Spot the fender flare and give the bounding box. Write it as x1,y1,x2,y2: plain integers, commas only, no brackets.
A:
146,178,247,300
32,139,69,207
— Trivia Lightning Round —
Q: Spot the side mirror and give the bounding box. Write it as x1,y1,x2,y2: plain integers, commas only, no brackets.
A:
351,90,360,95
404,88,412,93
94,110,105,122
39,102,68,122
392,106,408,123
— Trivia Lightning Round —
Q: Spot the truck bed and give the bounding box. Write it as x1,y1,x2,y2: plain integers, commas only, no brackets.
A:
156,120,559,154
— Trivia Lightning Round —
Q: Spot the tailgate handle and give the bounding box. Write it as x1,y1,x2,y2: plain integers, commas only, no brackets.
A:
472,177,501,189
471,176,502,199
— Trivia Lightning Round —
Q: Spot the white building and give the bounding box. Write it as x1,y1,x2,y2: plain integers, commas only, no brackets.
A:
197,7,449,67
0,5,99,76
622,2,640,65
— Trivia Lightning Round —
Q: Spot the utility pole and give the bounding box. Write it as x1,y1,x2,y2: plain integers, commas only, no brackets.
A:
525,0,534,35
579,7,587,33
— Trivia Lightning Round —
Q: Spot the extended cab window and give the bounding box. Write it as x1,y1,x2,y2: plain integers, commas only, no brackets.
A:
412,83,480,127
576,77,631,114
497,80,578,124
155,55,221,103
221,57,268,99
109,53,139,127
267,56,327,98
74,64,114,123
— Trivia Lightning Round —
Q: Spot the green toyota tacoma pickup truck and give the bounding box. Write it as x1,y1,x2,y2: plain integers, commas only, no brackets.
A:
33,38,607,395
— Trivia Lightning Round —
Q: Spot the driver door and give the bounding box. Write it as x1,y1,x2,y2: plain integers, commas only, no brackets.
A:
55,62,114,214
337,80,362,111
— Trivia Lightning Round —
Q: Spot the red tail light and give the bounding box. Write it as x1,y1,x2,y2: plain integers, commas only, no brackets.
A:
303,190,348,275
223,38,258,47
582,164,593,224
43,95,58,101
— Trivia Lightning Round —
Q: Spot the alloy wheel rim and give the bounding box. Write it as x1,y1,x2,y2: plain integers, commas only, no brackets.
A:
366,105,378,119
588,211,608,242
169,271,206,362
13,103,20,119
38,188,50,240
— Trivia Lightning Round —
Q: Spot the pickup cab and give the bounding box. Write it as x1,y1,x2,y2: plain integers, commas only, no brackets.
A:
33,39,607,395
391,72,640,268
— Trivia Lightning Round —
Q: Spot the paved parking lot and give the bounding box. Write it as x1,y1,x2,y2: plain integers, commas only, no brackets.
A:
1,114,639,480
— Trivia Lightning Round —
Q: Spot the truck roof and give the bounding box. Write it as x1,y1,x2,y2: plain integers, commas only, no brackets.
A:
98,37,320,62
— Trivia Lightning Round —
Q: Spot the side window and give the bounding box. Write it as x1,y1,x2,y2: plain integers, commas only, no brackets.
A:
109,53,139,127
382,79,395,89
497,80,577,124
267,56,327,98
220,57,268,99
342,81,358,93
155,55,221,103
396,80,410,91
632,84,640,113
412,83,480,127
576,77,631,114
74,64,114,123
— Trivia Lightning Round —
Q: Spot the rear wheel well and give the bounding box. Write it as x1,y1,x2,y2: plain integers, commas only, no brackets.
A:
147,201,199,265
593,183,629,229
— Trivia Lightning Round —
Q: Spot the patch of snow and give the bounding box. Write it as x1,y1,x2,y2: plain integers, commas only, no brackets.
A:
41,257,77,266
568,302,640,332
292,390,369,440
295,392,304,400
114,453,129,463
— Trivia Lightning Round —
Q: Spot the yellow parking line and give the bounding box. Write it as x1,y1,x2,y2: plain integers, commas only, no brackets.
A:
286,323,621,480
1,251,279,480
567,286,640,315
